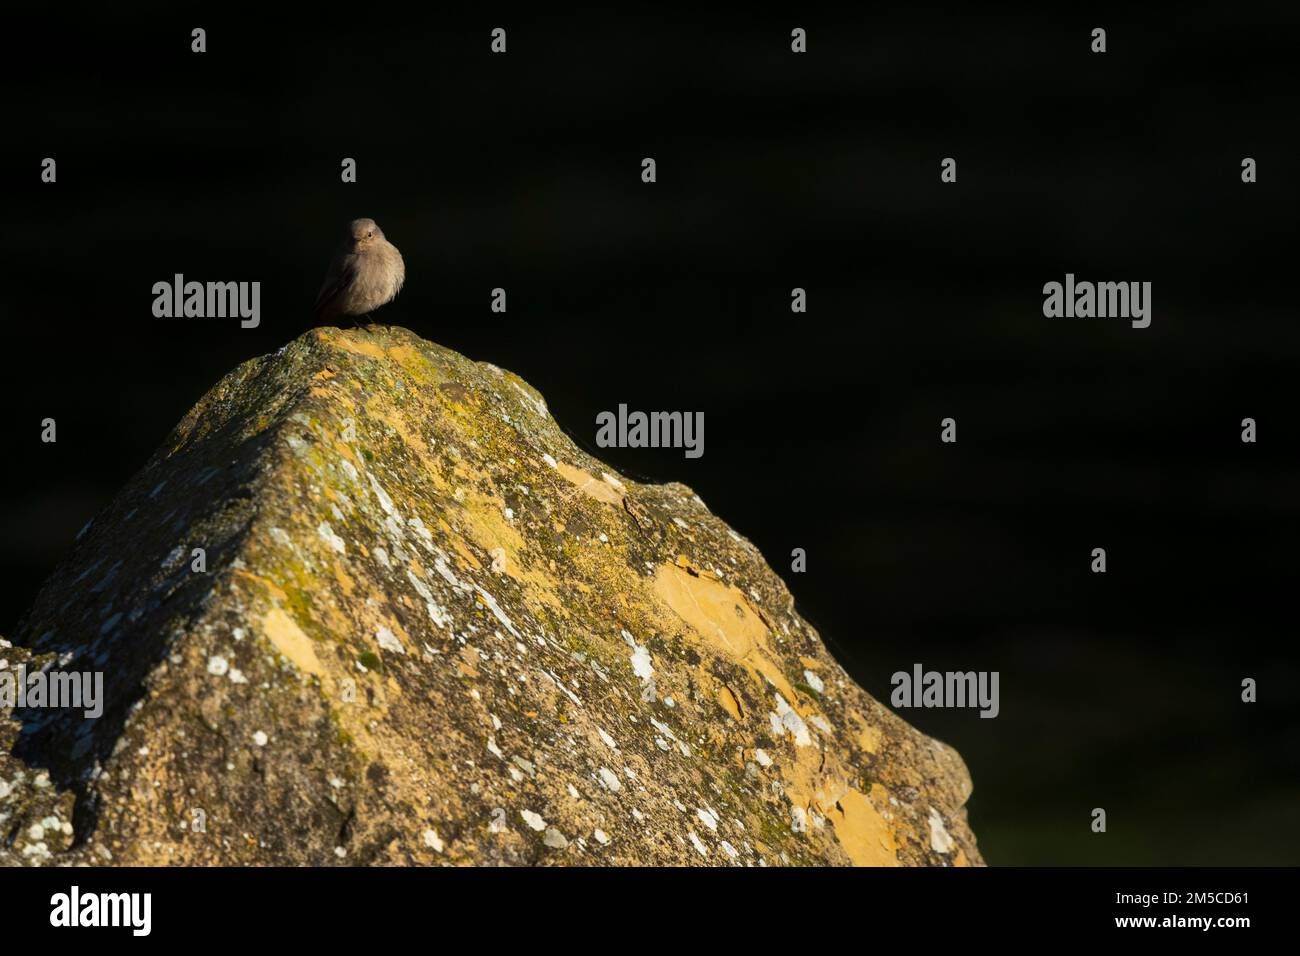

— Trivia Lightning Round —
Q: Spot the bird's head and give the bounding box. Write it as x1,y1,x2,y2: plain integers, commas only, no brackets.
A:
349,218,384,245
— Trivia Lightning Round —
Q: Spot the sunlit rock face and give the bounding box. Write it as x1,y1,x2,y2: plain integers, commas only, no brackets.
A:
1,325,982,866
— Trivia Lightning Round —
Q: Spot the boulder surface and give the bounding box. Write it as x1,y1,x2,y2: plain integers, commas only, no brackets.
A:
0,326,982,866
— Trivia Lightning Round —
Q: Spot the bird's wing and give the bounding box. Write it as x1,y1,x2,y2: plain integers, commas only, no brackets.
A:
313,252,357,319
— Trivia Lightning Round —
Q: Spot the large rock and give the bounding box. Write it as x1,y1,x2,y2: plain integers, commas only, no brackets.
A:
0,326,982,866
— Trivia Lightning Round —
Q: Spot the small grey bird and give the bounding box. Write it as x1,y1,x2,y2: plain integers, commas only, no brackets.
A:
313,218,405,324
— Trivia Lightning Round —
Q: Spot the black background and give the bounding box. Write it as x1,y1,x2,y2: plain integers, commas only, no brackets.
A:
2,4,1298,864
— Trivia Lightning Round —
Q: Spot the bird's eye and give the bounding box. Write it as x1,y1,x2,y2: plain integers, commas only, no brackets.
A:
367,231,373,238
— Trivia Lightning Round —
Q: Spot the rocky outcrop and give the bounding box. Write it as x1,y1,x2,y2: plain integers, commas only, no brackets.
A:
0,325,981,866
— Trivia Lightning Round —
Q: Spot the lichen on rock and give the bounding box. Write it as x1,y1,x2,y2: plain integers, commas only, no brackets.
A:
0,325,982,866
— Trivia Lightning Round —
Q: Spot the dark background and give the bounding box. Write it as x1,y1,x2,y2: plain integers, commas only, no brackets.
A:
2,5,1297,864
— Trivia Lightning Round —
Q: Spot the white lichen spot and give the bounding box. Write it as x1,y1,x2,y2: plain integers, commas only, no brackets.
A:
432,555,464,590
406,569,452,629
791,807,808,834
206,656,229,677
598,767,622,793
367,473,400,519
252,730,269,747
598,728,618,750
229,669,248,684
803,669,825,693
688,830,709,857
407,516,434,547
542,827,568,849
422,828,445,852
773,692,812,747
521,810,547,832
474,586,520,637
375,626,406,655
317,521,346,554
928,807,954,854
696,808,719,831
753,749,773,768
593,828,610,845
629,643,654,684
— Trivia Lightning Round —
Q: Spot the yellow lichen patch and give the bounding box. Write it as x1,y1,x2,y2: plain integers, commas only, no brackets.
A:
556,461,624,506
458,645,481,678
332,560,356,598
452,489,563,615
233,569,289,604
323,328,387,360
716,685,743,721
650,561,795,702
851,711,883,754
362,393,433,462
389,344,440,384
831,787,901,867
451,537,483,571
261,607,323,677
